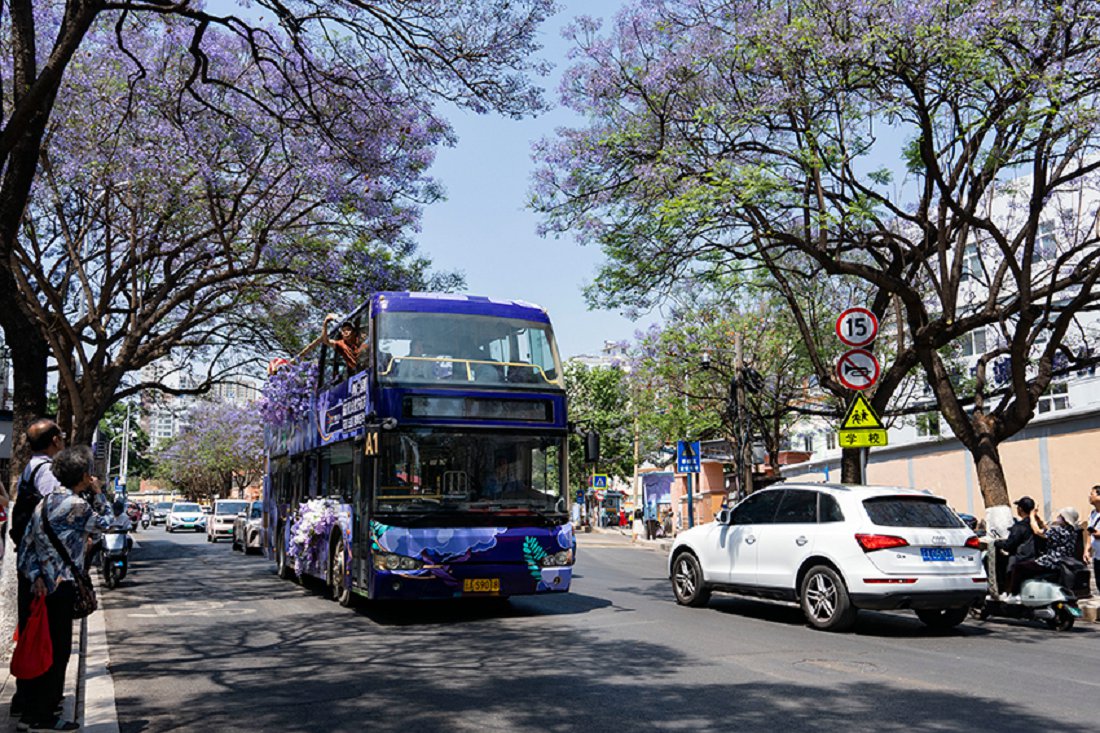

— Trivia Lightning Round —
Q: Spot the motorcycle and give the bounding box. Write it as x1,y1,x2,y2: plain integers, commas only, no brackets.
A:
140,512,150,530
101,529,131,589
972,541,1089,631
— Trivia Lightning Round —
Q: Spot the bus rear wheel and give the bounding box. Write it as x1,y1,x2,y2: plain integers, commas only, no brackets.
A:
329,535,353,607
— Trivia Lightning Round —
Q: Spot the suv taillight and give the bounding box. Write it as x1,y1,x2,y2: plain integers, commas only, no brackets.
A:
855,534,909,552
965,536,981,549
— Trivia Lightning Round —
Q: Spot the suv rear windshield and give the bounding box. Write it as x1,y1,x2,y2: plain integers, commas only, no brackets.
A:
863,496,963,528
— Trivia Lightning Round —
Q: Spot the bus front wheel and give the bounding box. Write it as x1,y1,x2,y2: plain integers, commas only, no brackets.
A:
329,535,353,607
276,530,296,582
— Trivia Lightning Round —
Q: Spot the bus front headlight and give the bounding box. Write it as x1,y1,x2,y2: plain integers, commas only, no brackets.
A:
373,553,424,571
539,550,573,567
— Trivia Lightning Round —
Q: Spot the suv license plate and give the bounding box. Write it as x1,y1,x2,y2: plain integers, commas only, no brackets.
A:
463,578,500,593
920,547,954,562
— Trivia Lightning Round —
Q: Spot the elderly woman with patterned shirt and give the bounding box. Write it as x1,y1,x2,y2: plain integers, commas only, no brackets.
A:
1004,505,1081,601
16,445,111,732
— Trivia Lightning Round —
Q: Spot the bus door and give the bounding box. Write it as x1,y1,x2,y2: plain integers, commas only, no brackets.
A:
355,429,380,590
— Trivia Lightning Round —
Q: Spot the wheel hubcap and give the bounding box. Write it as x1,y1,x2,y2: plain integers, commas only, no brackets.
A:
674,558,697,598
806,574,837,620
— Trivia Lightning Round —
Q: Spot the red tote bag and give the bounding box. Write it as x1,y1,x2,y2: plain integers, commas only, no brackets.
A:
10,595,52,679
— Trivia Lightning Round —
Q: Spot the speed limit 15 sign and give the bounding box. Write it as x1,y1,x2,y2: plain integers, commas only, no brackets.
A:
835,307,879,348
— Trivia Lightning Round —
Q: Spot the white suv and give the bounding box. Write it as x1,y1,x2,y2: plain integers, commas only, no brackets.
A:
207,499,250,542
669,483,985,631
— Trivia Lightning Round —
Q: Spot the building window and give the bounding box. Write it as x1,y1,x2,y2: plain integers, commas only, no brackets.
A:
960,329,987,357
803,435,814,453
1033,220,1057,262
916,412,941,437
1038,381,1069,414
961,244,984,282
825,432,837,450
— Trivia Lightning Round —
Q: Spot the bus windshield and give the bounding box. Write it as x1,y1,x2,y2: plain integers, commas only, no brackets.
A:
376,429,565,514
377,311,563,389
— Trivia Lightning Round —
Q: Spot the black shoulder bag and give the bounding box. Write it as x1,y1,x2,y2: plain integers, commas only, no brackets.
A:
39,499,98,619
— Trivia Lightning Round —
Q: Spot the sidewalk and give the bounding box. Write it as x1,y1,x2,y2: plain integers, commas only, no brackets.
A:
581,525,674,554
0,575,121,732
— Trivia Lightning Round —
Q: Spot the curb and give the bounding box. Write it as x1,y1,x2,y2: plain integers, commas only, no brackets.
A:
585,527,674,554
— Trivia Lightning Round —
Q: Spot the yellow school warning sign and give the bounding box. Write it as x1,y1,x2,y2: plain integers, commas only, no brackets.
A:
837,394,888,448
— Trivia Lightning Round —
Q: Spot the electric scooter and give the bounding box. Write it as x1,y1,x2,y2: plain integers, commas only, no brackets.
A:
972,542,1087,631
101,529,131,589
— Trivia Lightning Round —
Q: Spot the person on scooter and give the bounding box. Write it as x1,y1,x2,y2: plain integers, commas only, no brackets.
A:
1005,506,1080,601
994,496,1040,592
109,500,134,550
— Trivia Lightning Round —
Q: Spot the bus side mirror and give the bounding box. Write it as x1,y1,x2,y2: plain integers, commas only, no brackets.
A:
584,431,600,464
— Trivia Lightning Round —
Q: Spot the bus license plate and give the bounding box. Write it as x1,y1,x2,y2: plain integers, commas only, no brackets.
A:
463,578,500,593
920,547,954,562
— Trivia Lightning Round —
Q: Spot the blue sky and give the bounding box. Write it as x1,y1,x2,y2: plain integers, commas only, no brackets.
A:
417,0,640,359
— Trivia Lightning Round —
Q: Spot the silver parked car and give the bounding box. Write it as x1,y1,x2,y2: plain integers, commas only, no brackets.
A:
232,501,263,554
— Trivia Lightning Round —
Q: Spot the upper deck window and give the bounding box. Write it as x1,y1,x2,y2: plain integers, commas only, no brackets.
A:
377,311,563,389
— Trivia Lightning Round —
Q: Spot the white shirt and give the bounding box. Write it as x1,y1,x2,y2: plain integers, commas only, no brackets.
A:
1089,509,1100,558
24,454,62,497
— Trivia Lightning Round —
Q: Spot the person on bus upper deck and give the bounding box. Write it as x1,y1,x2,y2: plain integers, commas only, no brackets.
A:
398,338,438,381
322,313,367,372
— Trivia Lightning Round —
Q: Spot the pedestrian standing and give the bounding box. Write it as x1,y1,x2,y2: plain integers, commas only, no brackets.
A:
1086,485,1100,596
16,445,111,732
643,501,658,540
8,419,65,722
631,509,644,544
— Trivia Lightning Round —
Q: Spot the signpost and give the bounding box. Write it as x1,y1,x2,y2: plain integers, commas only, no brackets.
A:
837,393,888,448
676,441,701,473
592,474,608,489
834,307,886,484
835,307,879,348
676,441,701,529
836,348,881,391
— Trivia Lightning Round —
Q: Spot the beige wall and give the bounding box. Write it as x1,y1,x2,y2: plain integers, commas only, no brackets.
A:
786,425,1100,521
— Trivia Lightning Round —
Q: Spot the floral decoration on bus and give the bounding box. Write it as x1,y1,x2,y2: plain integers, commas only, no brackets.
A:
287,499,341,574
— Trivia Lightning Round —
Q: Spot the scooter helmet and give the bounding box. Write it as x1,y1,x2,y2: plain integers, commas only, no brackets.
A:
112,500,125,516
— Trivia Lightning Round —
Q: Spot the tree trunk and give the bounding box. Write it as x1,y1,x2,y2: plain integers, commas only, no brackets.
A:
5,324,49,494
840,447,862,484
972,437,1011,508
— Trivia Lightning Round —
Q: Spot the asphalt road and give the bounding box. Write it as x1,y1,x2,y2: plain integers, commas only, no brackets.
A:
102,527,1100,732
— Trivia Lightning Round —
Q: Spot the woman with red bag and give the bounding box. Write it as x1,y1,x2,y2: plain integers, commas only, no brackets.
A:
16,445,111,732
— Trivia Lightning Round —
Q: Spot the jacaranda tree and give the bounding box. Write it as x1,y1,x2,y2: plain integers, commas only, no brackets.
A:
0,0,554,456
533,0,1100,513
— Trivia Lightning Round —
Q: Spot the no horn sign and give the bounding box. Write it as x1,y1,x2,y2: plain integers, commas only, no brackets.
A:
836,348,880,391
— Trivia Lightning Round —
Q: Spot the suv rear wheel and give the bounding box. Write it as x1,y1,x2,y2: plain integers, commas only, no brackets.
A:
800,565,857,631
671,552,711,607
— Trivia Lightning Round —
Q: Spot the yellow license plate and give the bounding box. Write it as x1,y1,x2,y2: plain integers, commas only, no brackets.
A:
463,578,500,593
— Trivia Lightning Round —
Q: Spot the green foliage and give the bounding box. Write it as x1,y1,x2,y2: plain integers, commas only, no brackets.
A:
96,403,153,480
564,361,634,491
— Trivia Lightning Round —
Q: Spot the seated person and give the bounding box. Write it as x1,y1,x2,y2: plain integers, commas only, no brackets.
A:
481,456,523,499
322,313,368,372
994,496,1039,591
397,338,439,381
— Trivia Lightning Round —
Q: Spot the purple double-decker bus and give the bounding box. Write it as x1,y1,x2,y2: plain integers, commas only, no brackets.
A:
263,292,575,605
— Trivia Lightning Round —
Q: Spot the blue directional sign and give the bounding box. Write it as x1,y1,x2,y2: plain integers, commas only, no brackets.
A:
676,441,701,473
592,474,608,489
575,490,584,503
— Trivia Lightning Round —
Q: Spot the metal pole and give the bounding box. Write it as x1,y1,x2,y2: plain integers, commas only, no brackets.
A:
119,402,131,492
686,471,695,528
734,332,752,496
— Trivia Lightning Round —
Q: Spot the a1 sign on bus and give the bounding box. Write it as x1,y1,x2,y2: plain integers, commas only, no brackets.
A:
835,307,879,348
